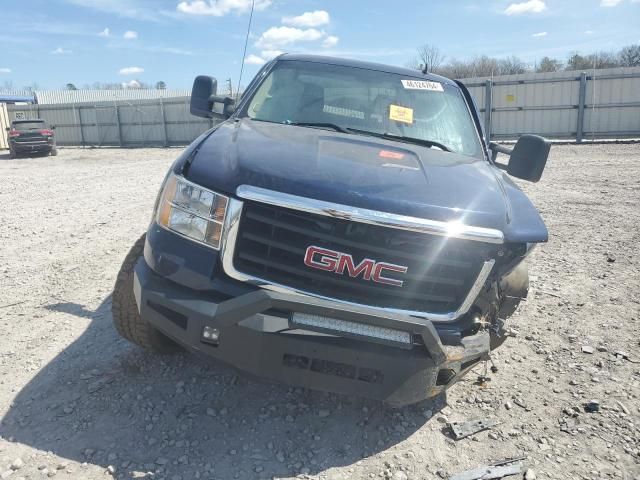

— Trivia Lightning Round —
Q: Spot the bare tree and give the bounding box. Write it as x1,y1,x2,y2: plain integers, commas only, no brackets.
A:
412,44,445,73
566,51,620,71
470,56,500,77
536,57,563,72
590,51,619,69
407,44,636,79
618,44,640,67
497,56,527,75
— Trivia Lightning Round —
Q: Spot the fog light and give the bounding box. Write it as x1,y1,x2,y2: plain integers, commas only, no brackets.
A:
202,326,220,344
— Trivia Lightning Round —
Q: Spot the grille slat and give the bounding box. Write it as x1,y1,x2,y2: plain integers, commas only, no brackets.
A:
245,210,472,269
234,201,494,314
237,252,457,303
240,232,465,287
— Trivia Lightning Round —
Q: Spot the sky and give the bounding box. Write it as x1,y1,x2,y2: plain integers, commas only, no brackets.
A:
0,0,639,90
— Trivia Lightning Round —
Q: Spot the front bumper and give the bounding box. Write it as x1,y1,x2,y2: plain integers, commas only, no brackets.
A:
11,141,54,153
134,259,490,406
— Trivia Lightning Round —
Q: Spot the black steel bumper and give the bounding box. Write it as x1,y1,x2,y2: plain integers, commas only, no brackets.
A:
134,259,490,406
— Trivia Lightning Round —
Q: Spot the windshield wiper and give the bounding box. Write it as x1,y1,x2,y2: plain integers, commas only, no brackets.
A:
344,128,451,152
286,121,351,134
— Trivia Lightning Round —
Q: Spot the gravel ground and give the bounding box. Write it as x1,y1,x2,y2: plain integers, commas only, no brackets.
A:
0,144,638,480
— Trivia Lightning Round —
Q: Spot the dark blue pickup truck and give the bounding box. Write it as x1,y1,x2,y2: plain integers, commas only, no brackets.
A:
112,54,549,406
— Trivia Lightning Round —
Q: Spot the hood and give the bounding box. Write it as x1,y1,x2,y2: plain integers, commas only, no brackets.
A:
185,119,547,243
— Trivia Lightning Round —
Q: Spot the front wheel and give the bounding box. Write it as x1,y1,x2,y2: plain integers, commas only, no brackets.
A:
112,234,180,353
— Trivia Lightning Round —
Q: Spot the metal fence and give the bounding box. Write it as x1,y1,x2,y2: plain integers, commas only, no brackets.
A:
3,66,639,148
6,97,215,147
461,66,640,141
0,88,191,105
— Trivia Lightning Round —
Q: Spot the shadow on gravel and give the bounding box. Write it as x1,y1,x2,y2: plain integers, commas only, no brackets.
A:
1,296,444,479
0,151,50,161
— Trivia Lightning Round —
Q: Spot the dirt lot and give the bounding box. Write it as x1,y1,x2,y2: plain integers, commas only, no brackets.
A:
0,144,638,480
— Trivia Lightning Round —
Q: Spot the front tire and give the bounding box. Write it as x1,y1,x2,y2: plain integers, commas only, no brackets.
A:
112,234,180,353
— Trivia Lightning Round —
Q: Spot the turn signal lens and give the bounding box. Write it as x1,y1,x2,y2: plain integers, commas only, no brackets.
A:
156,173,229,250
212,195,228,222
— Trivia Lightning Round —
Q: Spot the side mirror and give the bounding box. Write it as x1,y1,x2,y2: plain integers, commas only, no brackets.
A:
190,75,235,118
490,135,550,182
51,125,56,130
190,75,218,118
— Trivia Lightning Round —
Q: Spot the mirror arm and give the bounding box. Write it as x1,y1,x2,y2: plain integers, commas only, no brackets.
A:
489,141,513,162
209,95,235,106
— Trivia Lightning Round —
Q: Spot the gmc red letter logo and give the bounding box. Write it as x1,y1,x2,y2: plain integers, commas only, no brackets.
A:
304,245,408,287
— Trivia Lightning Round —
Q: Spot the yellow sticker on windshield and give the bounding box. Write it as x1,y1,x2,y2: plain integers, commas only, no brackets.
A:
389,105,414,124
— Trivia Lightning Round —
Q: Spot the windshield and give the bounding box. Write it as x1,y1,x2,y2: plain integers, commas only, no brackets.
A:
243,60,482,157
13,121,46,130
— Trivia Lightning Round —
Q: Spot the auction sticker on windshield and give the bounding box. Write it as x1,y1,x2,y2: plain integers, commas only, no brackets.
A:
389,105,414,124
401,80,444,92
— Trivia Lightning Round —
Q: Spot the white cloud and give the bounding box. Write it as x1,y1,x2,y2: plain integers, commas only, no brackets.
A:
119,66,144,75
177,0,271,16
504,0,546,15
98,27,110,37
66,0,170,21
51,47,72,55
256,26,324,50
123,30,138,39
585,30,594,34
261,50,284,60
245,54,266,65
0,68,11,74
122,79,142,89
282,10,330,27
322,35,339,48
600,0,622,5
532,31,547,37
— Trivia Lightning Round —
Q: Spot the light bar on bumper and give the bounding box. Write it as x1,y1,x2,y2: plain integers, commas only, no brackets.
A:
291,312,413,348
157,173,229,249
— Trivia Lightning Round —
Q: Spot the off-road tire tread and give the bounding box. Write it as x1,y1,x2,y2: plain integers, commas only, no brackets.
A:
112,234,179,353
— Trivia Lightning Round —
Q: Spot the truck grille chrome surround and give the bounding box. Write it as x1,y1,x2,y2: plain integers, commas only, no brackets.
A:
235,186,504,244
220,186,499,323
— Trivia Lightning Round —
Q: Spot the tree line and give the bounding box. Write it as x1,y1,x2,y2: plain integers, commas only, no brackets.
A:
1,80,169,91
64,80,168,90
409,44,640,78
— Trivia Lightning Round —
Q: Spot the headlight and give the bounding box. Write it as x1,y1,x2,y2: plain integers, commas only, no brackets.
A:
156,173,229,249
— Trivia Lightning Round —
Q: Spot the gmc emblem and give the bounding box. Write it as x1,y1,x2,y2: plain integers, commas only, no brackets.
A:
303,245,408,287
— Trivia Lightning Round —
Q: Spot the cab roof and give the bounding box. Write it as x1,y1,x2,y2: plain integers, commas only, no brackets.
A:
278,54,457,87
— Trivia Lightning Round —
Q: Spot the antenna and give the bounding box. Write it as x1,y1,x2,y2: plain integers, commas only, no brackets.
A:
236,0,255,101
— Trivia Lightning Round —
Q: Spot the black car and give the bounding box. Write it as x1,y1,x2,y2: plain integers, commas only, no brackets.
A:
6,119,58,158
112,54,550,406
